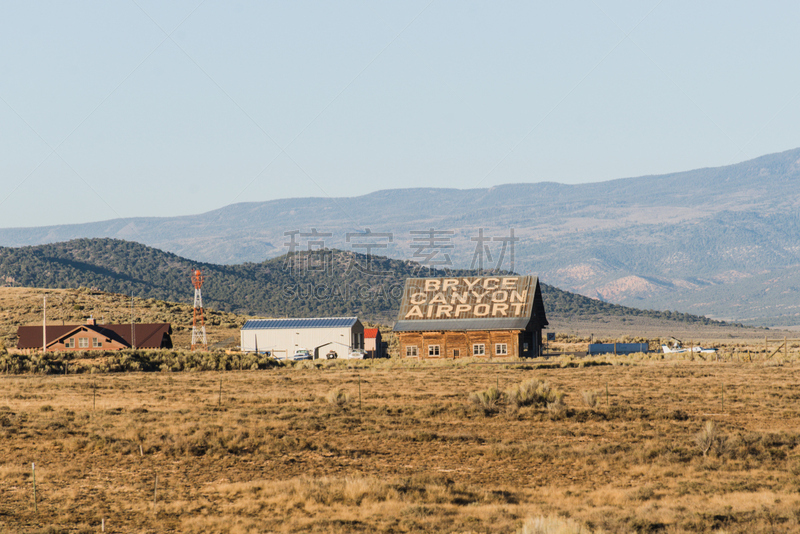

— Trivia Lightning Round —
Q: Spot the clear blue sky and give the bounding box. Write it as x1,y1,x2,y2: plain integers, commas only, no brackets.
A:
1,1,799,228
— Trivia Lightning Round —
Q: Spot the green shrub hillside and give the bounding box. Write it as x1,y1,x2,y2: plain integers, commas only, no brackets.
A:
0,238,736,325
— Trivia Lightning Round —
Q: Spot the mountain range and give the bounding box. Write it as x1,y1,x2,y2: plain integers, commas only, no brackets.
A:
2,148,799,324
0,238,730,327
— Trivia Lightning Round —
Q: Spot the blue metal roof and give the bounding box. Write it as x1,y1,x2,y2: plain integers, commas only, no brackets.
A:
242,317,359,330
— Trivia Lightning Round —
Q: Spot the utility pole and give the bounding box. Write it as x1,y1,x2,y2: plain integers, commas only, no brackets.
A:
42,295,46,353
131,295,136,349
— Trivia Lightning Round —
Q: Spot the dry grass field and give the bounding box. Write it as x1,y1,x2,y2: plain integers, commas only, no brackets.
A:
0,288,247,351
2,356,800,533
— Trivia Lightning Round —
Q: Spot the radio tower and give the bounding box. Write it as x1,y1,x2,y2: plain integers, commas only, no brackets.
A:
191,269,207,350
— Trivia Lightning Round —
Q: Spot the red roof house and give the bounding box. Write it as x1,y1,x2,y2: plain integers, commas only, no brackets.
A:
16,318,172,353
364,328,383,358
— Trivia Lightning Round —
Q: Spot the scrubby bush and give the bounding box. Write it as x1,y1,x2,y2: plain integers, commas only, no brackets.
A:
0,349,280,375
518,515,593,533
546,399,568,420
505,379,563,408
327,388,349,408
469,379,568,417
695,421,727,457
470,386,502,416
580,390,601,409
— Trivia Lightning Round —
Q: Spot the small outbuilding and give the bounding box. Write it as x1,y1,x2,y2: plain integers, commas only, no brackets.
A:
240,317,364,359
394,275,548,359
364,328,385,358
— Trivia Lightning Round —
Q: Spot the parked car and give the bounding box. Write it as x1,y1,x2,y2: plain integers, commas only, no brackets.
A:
291,349,313,361
325,350,338,359
346,350,366,359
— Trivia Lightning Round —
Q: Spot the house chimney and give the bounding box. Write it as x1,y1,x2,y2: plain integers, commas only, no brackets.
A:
86,316,96,326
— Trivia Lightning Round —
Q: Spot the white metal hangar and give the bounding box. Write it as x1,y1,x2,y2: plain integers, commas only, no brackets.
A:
240,317,364,359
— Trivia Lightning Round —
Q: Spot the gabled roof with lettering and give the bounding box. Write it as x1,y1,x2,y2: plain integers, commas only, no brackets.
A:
393,275,547,332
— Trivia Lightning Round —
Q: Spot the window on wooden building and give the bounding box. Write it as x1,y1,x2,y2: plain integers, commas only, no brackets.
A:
65,338,75,348
473,344,485,356
92,338,101,348
495,343,508,355
428,345,440,357
406,346,418,357
78,338,89,348
453,349,460,357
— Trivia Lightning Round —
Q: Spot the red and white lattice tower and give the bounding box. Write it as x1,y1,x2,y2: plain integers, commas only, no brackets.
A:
191,269,207,350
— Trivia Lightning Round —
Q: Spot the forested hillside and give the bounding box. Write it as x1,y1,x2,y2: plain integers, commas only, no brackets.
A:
0,238,736,326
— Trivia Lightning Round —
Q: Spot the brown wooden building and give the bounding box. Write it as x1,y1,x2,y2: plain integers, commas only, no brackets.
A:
394,275,548,359
16,318,172,353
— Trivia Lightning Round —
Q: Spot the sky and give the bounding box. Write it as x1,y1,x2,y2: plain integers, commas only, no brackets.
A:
1,1,799,228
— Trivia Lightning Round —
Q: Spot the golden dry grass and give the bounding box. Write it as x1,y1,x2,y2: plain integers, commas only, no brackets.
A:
2,357,800,533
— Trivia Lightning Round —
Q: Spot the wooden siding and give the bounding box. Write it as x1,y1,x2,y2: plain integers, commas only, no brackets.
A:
51,331,127,352
398,330,523,359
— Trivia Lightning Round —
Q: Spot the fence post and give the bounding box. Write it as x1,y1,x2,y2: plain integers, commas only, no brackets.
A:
32,462,37,514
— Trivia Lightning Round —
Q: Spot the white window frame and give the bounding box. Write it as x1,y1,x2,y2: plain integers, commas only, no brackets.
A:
495,343,508,356
406,345,418,357
473,343,485,356
92,337,101,348
428,344,440,357
78,338,89,348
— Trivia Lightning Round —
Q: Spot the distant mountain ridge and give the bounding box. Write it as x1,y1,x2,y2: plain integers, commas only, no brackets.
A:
0,238,734,327
2,148,800,324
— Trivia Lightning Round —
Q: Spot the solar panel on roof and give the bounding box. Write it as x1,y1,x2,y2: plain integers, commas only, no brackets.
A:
242,317,358,330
